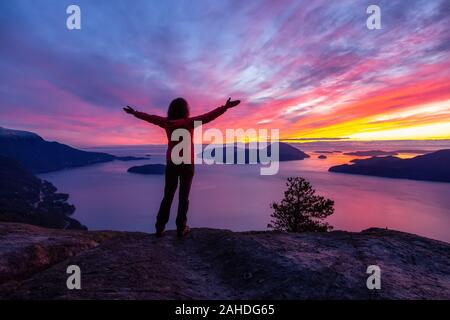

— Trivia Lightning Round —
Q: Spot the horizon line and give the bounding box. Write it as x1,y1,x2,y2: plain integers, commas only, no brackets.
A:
81,138,450,149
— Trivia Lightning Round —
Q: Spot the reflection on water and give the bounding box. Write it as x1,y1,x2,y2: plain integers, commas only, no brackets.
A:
40,141,450,243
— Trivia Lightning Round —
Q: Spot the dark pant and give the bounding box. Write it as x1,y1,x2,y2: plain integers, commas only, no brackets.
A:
156,162,195,231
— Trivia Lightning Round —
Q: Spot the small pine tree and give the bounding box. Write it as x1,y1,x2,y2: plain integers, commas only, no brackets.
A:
268,177,334,232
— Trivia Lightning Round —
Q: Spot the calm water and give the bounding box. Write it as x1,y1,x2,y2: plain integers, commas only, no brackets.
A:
40,141,450,242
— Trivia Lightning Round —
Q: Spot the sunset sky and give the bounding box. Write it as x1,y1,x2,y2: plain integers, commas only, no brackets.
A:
1,0,449,146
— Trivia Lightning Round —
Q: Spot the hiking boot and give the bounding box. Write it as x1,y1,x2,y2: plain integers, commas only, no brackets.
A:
156,228,165,238
177,225,190,238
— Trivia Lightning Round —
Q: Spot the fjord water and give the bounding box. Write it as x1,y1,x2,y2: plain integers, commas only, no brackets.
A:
39,141,450,242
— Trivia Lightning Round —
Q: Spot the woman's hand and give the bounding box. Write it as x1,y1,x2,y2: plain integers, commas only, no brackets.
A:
224,97,241,109
123,106,136,115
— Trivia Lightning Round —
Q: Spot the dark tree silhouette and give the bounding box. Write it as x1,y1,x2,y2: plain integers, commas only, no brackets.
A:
268,177,334,232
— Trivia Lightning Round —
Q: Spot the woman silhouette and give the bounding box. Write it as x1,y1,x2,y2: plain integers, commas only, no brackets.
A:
124,97,240,237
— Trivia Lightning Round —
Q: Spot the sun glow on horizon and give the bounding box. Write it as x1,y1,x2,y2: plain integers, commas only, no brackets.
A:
346,122,450,141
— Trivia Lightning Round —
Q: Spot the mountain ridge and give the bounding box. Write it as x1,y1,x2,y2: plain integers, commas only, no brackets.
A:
0,127,145,173
329,149,450,182
0,156,85,230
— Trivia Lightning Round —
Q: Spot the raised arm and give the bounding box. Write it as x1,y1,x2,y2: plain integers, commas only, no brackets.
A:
123,106,167,128
192,98,240,125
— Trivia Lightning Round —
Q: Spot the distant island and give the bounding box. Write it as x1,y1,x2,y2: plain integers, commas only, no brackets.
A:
343,149,429,157
128,143,310,174
315,150,341,154
128,164,166,175
202,142,309,163
0,156,85,230
0,127,146,173
329,150,450,183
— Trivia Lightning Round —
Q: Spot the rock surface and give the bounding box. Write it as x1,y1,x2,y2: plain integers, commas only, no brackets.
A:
0,222,449,300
